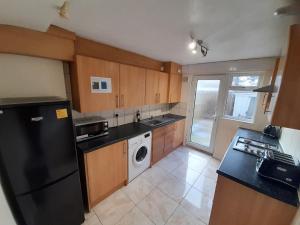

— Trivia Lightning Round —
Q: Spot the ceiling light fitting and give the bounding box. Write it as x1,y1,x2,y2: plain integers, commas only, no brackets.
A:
188,36,208,57
58,1,70,19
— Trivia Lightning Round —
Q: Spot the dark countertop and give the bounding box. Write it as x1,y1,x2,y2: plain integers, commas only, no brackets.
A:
76,114,185,153
218,128,299,207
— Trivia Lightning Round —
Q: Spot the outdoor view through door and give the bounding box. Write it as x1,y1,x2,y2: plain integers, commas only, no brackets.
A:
190,79,221,149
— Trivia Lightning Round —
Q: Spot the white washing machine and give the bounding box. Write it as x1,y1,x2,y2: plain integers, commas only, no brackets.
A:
128,131,152,182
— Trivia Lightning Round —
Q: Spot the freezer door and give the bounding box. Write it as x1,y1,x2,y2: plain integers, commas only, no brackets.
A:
0,102,78,195
16,172,84,225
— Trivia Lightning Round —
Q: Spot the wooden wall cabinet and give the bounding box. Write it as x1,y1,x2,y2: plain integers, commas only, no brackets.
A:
145,69,169,105
164,62,182,103
209,175,296,225
83,140,128,209
151,120,185,165
119,64,146,108
265,24,300,129
71,55,120,112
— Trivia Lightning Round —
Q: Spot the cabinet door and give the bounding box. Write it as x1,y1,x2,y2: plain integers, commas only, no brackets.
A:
173,120,185,148
72,55,120,112
120,64,146,108
84,140,127,209
145,69,160,105
164,124,176,155
158,72,169,104
168,73,182,103
152,127,165,165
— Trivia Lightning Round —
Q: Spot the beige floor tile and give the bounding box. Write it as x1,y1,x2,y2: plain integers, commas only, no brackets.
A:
115,207,154,225
122,176,155,203
181,187,213,224
193,175,216,198
156,156,183,173
171,164,201,185
140,165,169,186
84,210,96,220
208,158,221,169
82,214,102,225
166,205,206,225
158,175,191,202
138,189,178,225
94,190,134,225
185,156,208,173
202,166,218,181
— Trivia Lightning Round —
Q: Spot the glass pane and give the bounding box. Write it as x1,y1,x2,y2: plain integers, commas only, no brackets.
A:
225,91,257,121
232,75,259,87
191,80,220,148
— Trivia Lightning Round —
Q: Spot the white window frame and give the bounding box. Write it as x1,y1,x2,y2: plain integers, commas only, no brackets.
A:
223,73,263,123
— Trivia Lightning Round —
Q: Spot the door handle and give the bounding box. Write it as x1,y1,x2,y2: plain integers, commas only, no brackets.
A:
31,116,43,122
123,142,126,154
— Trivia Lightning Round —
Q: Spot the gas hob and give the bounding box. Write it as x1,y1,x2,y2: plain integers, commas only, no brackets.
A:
233,136,279,157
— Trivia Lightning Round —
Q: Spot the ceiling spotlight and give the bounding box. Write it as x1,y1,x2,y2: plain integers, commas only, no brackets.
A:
188,36,209,57
200,45,208,57
274,3,300,16
188,40,197,50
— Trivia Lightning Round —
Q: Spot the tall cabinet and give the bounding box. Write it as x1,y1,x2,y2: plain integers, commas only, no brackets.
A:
261,24,300,130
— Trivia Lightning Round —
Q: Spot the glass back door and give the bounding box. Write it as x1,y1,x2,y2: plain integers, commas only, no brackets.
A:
187,76,224,153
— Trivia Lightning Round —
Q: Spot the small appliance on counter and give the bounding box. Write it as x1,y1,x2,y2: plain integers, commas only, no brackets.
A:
74,117,109,142
263,125,280,139
256,150,300,189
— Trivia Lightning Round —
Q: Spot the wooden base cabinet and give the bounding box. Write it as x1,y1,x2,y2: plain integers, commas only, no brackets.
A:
209,176,297,225
83,140,128,209
151,120,185,165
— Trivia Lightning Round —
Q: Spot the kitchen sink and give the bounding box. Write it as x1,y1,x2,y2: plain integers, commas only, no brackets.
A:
140,116,176,127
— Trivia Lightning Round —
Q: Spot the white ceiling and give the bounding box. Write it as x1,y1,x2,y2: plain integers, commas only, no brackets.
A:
0,0,296,64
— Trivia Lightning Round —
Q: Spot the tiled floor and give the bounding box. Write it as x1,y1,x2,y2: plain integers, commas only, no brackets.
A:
82,146,220,225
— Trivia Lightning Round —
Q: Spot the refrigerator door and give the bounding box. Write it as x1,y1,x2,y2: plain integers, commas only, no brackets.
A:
16,172,84,225
0,102,78,195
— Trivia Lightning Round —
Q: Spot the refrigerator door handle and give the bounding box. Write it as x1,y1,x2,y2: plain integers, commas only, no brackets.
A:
31,116,44,122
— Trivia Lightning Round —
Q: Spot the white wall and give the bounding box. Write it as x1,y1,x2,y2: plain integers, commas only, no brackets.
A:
182,57,276,159
0,53,67,225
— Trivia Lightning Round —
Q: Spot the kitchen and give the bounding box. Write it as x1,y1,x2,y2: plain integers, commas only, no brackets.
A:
0,1,300,225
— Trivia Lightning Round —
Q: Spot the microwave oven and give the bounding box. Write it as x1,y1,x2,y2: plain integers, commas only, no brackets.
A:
74,119,109,142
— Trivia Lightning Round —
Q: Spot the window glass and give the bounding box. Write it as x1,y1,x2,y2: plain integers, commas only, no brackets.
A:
224,90,257,122
231,75,259,87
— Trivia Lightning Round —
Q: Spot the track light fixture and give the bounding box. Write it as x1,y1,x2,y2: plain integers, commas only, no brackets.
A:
188,36,208,57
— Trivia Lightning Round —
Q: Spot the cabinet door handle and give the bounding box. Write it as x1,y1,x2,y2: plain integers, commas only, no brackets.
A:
115,95,119,107
121,95,125,107
123,142,126,154
158,93,161,103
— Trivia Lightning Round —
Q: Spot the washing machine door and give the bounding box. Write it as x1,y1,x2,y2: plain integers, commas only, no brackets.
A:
133,145,149,167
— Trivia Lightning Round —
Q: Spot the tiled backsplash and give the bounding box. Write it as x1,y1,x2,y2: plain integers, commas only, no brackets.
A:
72,104,171,127
169,102,187,116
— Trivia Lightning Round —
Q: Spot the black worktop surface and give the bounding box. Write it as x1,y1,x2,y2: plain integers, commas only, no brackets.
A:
76,114,185,153
218,128,299,207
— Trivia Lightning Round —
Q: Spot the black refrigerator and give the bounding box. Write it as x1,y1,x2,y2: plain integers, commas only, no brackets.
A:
0,97,84,225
